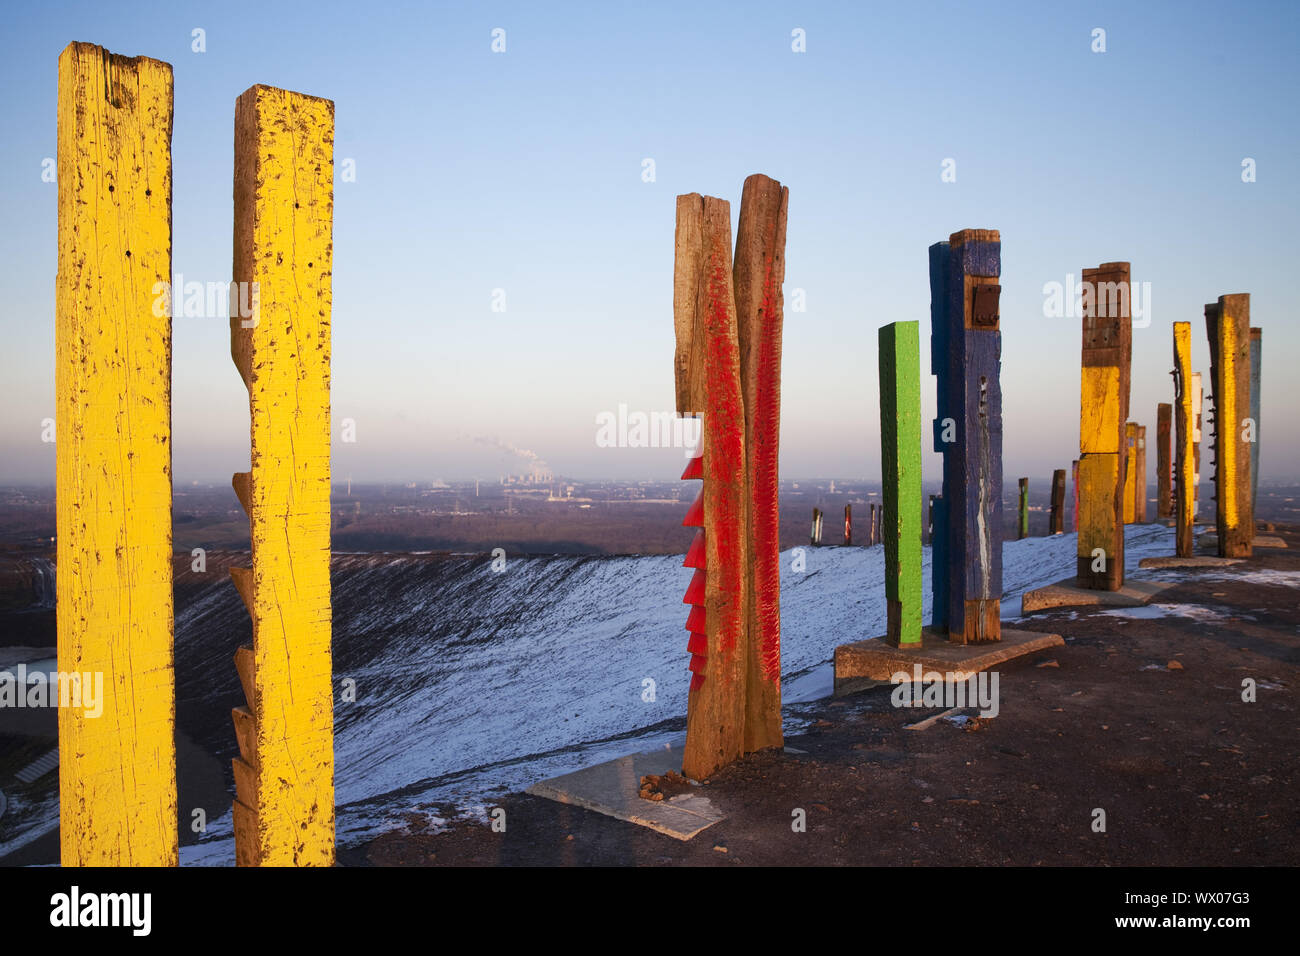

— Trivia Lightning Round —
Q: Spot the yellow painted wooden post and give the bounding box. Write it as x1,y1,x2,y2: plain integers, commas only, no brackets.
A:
1173,322,1194,557
1077,262,1131,590
1204,294,1252,558
230,85,335,866
55,42,178,867
1122,422,1137,524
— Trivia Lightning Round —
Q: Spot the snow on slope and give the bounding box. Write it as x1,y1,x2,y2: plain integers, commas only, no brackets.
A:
178,524,1174,863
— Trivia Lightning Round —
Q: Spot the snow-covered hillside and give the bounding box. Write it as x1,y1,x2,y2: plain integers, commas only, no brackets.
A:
1,526,1177,862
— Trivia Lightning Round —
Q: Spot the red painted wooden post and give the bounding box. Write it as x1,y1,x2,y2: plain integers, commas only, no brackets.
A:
674,193,748,780
673,175,789,777
733,173,787,754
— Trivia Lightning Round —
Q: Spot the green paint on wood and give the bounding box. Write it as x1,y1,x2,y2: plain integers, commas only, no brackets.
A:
1018,478,1029,539
879,321,922,646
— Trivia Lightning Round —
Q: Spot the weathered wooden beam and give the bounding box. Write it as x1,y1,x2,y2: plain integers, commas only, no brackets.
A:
1123,422,1138,524
1249,327,1261,540
1071,459,1080,533
675,193,748,781
879,321,922,646
1134,425,1148,522
927,244,950,631
1018,478,1029,539
1049,469,1066,534
56,41,178,867
932,230,1003,642
733,173,786,754
1156,403,1172,519
1077,262,1132,590
810,507,822,545
1173,323,1194,556
1191,371,1203,521
230,84,336,866
1204,295,1252,558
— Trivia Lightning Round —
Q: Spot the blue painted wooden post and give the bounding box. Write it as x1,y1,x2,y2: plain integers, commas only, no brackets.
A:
932,229,1003,643
928,243,950,632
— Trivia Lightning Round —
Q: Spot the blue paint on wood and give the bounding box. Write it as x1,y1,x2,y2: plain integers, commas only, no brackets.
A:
928,242,950,630
930,495,948,630
932,233,1002,637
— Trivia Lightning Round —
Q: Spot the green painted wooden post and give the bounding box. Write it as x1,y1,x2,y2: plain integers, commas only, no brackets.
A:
879,321,922,646
1018,478,1029,539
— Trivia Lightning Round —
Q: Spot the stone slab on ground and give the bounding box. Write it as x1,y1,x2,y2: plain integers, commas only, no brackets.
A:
526,742,724,841
1021,578,1173,612
1199,533,1288,550
832,627,1063,695
1138,556,1245,569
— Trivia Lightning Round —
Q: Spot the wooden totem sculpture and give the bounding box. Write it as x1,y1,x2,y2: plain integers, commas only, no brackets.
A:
1249,327,1261,540
229,85,336,865
1172,322,1195,557
1134,425,1147,522
675,175,788,780
1204,295,1252,558
929,230,1003,643
1018,478,1030,539
1156,403,1172,519
1122,423,1147,523
1050,469,1067,534
879,321,922,646
1076,262,1132,590
56,41,178,866
1191,371,1203,519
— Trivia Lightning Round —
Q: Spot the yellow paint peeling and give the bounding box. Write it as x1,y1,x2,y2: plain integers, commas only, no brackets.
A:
1077,454,1118,558
1080,367,1120,454
230,84,335,866
1219,316,1240,529
1122,423,1137,524
55,42,178,867
1173,323,1194,556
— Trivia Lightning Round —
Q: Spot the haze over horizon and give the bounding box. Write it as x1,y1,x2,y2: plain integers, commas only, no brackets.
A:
2,1,1297,485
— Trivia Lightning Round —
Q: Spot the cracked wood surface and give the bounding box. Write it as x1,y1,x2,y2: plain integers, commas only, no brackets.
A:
56,41,178,867
230,84,335,866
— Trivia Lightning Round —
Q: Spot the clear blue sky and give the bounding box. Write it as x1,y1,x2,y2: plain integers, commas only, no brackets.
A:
1,0,1296,485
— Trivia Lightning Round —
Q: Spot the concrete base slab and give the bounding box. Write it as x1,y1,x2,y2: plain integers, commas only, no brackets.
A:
1138,555,1245,569
1198,533,1287,550
526,743,724,841
832,627,1063,694
1021,577,1173,612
